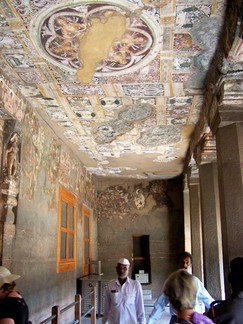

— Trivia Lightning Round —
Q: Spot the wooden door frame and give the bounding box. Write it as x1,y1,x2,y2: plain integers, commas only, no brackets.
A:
82,205,92,274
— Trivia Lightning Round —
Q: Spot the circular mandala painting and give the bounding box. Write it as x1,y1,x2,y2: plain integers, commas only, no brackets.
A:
31,0,161,77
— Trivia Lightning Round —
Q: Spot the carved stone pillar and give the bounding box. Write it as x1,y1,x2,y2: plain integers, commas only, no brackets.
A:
183,175,191,253
207,74,243,296
187,159,204,281
1,131,20,222
216,121,243,296
186,1,243,297
0,130,20,267
194,133,225,299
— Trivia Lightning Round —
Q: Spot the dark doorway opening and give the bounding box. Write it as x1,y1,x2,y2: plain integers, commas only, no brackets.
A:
132,235,151,284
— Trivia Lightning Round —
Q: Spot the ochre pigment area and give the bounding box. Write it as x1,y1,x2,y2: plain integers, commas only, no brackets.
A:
77,14,127,83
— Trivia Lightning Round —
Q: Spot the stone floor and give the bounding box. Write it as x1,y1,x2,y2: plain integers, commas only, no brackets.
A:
80,290,171,323
81,306,171,323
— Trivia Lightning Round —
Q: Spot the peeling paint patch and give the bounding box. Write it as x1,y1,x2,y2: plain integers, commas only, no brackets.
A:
97,180,174,222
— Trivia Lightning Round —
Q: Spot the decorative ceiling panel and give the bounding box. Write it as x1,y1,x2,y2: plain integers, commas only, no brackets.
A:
0,0,231,179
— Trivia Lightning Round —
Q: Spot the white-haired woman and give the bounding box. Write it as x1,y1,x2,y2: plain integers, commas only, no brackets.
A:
163,269,213,324
0,266,29,324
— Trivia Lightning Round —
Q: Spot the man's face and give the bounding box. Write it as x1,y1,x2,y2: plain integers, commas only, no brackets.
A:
116,263,130,279
178,256,192,271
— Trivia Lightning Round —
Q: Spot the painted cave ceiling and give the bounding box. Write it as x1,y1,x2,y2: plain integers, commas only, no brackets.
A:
0,0,242,179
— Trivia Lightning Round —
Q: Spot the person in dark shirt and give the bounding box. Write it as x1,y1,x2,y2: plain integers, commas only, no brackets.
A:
0,266,29,324
208,257,243,323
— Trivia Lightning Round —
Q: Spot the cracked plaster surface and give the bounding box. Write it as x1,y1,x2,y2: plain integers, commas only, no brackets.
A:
0,0,241,179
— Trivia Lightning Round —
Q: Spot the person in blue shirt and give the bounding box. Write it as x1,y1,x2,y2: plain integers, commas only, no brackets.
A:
147,252,214,324
163,269,213,324
102,258,146,324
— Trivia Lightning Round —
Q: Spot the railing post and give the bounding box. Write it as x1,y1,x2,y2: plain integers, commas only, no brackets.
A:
75,294,81,323
51,305,60,324
91,286,96,324
80,294,82,324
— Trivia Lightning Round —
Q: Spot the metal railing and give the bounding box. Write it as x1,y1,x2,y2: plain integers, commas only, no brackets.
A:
39,287,96,324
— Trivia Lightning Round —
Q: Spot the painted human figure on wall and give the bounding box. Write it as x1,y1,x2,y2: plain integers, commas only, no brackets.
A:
5,132,20,179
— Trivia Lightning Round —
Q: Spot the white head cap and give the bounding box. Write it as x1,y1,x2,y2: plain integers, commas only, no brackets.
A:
117,258,130,265
0,266,20,287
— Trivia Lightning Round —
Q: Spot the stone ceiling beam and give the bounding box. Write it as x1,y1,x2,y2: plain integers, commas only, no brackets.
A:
207,78,243,134
184,0,243,175
193,133,217,168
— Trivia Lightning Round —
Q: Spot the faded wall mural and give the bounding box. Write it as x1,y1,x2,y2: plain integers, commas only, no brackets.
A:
96,177,184,297
97,180,174,222
0,77,97,323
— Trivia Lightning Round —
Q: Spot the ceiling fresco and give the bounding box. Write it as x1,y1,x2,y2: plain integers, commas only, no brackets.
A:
0,0,235,179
